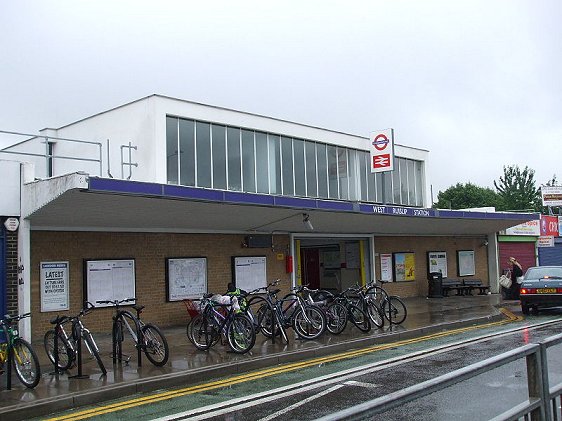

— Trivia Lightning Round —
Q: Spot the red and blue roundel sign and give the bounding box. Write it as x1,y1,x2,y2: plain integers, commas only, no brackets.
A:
369,129,394,173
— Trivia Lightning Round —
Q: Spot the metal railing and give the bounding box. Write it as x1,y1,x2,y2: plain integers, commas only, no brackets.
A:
317,332,562,421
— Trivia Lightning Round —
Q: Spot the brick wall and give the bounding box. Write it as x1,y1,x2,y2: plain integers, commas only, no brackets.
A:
374,236,489,297
30,231,290,337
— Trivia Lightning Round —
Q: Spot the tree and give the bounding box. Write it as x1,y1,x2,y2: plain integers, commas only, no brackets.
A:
434,182,501,209
494,165,541,212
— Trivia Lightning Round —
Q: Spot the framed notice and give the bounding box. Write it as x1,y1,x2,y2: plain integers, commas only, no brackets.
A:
393,252,415,282
40,261,69,312
457,250,475,277
232,256,267,292
380,254,393,282
427,251,448,278
84,259,136,308
166,257,207,301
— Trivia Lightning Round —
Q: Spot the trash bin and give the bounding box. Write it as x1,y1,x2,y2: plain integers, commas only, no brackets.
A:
428,272,443,298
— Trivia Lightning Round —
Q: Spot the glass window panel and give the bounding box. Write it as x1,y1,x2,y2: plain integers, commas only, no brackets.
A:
359,151,368,201
293,139,306,196
392,160,402,204
348,149,357,201
268,134,281,194
327,145,338,199
316,143,328,198
196,122,211,188
338,148,349,200
242,129,256,192
305,141,317,197
415,161,424,206
407,159,416,206
255,132,268,193
227,127,241,191
398,158,408,205
383,172,393,204
281,136,294,196
166,117,178,184
212,124,227,190
375,172,383,203
179,119,195,186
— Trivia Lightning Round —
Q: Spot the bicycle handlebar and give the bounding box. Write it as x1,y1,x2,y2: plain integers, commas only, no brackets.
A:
1,312,31,324
96,298,136,306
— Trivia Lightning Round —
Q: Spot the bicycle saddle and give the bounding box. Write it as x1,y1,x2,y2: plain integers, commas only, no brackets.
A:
49,315,70,325
132,304,145,312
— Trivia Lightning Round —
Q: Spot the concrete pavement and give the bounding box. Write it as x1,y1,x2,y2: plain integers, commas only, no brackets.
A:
0,293,517,420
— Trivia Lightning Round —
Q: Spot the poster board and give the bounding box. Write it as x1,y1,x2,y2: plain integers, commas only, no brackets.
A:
380,253,393,282
85,259,136,308
427,251,448,278
393,252,415,282
232,256,267,292
457,250,475,276
40,261,69,312
166,257,207,301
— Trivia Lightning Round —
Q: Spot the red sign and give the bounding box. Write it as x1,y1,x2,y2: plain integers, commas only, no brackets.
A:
369,129,394,173
540,215,559,237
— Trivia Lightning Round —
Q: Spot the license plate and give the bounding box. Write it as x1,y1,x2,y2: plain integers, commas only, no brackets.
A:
536,288,557,294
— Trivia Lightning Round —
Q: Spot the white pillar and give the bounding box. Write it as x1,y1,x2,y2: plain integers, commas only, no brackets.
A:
487,233,500,294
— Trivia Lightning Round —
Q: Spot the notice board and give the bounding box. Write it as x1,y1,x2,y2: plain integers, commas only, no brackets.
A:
85,259,136,308
166,257,207,301
232,256,267,292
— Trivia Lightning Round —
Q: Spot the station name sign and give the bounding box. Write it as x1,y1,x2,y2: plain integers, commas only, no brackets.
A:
370,205,435,217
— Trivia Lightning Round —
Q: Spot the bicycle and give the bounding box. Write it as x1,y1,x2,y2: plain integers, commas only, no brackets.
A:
96,298,169,367
254,281,326,341
43,302,106,374
333,287,372,333
375,280,408,325
187,293,256,354
0,313,41,388
301,285,348,335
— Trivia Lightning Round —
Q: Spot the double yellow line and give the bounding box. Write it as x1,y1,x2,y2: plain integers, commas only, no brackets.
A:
47,309,521,420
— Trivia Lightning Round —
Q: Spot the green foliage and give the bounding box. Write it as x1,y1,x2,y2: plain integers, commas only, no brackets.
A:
493,165,541,212
434,182,501,209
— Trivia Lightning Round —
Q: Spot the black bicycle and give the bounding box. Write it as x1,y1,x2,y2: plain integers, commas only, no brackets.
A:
43,302,106,374
96,298,169,367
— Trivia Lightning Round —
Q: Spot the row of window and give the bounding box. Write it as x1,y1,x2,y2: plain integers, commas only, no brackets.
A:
166,117,424,206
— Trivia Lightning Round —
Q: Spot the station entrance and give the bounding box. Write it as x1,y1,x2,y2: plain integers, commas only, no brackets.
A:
296,237,371,293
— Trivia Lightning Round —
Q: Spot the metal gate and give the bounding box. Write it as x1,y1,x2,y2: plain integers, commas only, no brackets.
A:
498,241,536,274
538,238,562,266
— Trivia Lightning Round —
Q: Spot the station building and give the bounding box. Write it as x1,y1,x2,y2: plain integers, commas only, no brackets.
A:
0,95,538,339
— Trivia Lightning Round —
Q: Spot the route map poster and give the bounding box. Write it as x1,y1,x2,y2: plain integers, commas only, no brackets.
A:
457,250,475,277
166,257,207,301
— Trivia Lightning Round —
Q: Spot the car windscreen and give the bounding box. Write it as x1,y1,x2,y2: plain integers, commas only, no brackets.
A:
524,267,562,280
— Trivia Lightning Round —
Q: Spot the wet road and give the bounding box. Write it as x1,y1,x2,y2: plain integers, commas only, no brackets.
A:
39,310,562,421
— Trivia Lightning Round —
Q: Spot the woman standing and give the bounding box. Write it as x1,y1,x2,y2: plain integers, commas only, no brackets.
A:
507,257,523,299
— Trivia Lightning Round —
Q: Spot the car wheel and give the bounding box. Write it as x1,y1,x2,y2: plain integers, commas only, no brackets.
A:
521,304,530,315
531,306,539,315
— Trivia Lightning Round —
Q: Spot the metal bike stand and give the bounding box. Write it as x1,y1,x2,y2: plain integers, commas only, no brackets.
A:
49,326,61,375
6,341,12,390
68,333,88,379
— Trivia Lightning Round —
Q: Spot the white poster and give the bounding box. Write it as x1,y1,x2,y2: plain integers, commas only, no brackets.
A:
541,186,562,207
428,252,448,278
167,258,207,301
457,250,475,277
234,256,267,292
41,261,69,312
380,253,393,282
86,259,136,307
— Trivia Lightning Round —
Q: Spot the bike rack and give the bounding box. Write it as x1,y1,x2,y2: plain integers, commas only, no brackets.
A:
68,328,89,380
5,340,12,390
112,314,143,367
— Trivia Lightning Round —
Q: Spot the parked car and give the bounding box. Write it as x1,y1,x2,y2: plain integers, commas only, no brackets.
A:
519,266,562,314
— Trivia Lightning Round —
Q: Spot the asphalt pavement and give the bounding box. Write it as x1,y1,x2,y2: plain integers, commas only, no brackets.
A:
0,293,517,420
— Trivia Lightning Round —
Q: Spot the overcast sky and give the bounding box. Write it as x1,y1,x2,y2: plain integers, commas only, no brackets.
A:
1,1,560,199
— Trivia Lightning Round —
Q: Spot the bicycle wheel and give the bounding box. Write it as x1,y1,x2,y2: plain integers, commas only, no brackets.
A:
226,314,256,354
44,329,73,370
365,286,388,328
83,331,106,374
12,338,41,388
246,296,267,334
142,324,169,366
292,305,326,340
256,303,278,338
348,304,371,333
325,302,347,335
382,296,407,324
187,314,219,350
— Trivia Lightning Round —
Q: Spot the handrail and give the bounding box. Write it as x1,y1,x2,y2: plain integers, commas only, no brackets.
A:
316,334,562,421
0,129,103,176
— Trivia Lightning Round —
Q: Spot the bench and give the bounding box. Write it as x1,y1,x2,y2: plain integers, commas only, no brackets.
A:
441,279,470,297
463,279,490,295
